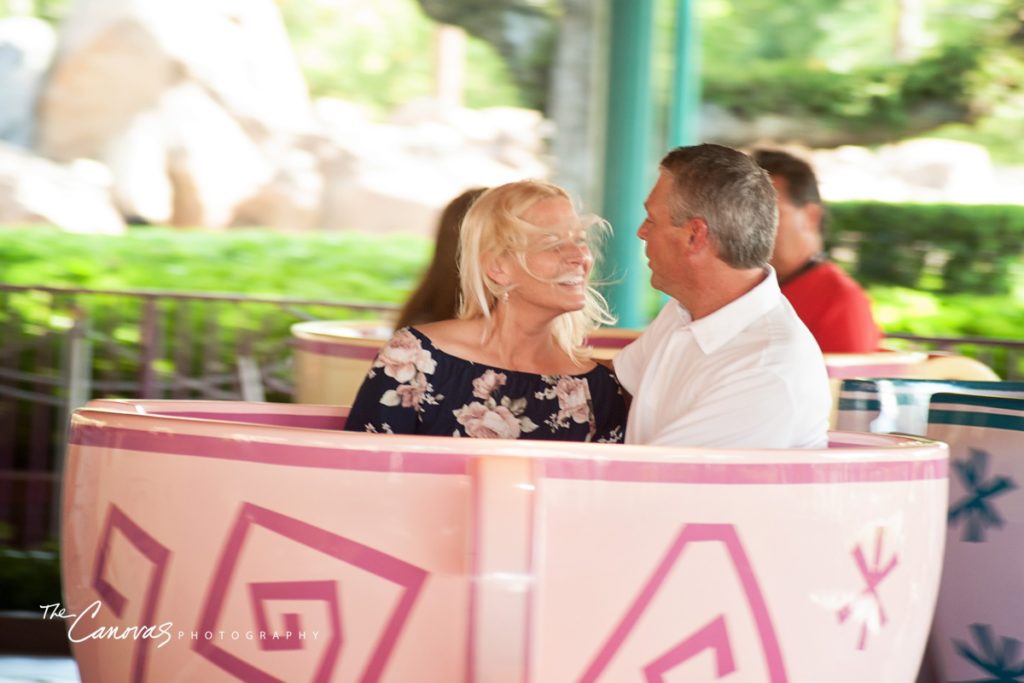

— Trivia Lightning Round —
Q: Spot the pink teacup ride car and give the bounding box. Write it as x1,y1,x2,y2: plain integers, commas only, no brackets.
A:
63,399,948,682
292,321,393,407
822,350,1001,427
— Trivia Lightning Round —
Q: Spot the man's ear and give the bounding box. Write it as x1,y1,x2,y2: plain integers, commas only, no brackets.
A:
687,217,710,252
803,202,825,236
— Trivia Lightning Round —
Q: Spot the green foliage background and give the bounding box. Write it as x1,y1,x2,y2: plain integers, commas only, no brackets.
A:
279,0,525,111
1,219,1021,342
0,545,61,612
695,0,1024,155
0,227,428,303
6,0,1024,155
829,202,1024,294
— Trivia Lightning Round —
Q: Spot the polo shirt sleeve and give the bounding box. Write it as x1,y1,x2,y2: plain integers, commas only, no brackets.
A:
612,305,667,396
612,338,643,396
644,369,803,449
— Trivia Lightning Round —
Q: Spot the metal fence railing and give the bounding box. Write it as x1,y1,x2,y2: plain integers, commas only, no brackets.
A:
0,284,397,548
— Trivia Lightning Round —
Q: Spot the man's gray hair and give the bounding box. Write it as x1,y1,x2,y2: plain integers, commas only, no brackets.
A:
659,144,777,269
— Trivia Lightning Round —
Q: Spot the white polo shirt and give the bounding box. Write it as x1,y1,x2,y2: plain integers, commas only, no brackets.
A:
614,269,831,448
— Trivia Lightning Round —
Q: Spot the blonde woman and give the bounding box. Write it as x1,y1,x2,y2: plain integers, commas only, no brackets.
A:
344,180,627,442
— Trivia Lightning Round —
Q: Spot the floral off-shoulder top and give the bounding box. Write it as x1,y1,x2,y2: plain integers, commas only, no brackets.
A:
344,327,627,442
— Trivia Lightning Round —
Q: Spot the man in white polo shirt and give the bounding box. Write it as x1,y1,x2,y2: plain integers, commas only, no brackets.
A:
614,144,831,448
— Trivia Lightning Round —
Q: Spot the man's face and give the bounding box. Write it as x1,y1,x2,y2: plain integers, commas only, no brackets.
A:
770,176,821,276
638,170,692,295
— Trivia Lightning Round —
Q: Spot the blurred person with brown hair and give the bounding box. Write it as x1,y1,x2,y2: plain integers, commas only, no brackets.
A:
345,180,627,442
394,187,486,329
752,149,882,353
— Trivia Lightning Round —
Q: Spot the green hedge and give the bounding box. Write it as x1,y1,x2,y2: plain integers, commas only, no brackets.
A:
1,215,1021,334
828,202,1024,294
0,227,430,407
0,546,61,611
0,227,429,301
704,44,979,135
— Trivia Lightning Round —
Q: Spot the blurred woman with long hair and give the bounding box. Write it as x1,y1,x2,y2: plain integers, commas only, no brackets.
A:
394,187,486,329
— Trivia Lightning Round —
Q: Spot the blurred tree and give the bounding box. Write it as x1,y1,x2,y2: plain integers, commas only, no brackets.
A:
547,0,602,202
278,0,524,110
414,0,558,111
695,0,1024,150
893,0,929,61
931,1,1024,162
0,0,69,21
5,0,1022,157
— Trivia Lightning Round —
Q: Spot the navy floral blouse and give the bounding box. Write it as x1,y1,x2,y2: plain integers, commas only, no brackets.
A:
344,327,627,442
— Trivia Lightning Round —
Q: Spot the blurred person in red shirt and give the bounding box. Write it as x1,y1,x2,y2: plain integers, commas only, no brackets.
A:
753,149,882,353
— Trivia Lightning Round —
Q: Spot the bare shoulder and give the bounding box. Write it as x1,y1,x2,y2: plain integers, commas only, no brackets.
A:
413,319,484,356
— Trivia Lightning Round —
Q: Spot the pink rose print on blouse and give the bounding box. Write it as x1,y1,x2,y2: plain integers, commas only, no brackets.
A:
372,329,443,413
554,377,591,425
472,369,508,400
536,375,595,435
374,329,437,383
454,402,522,439
381,380,429,409
453,393,539,439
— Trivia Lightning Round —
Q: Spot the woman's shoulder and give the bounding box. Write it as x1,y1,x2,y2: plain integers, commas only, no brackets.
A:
584,359,622,387
414,318,476,344
411,319,488,361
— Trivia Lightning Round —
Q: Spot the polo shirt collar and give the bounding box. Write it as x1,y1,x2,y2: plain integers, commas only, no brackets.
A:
673,267,782,355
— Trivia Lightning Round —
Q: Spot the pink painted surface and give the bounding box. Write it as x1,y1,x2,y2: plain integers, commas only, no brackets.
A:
193,503,423,682
293,337,382,361
584,329,641,350
85,399,350,430
643,615,735,681
836,528,899,651
826,363,916,379
62,401,949,682
823,351,928,379
290,321,392,406
578,524,785,682
90,504,171,683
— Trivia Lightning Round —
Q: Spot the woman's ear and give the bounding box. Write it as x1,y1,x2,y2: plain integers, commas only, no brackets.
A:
485,253,513,287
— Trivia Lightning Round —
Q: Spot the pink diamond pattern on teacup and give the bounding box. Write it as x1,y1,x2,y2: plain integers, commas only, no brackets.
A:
193,502,427,682
579,523,786,682
90,504,172,683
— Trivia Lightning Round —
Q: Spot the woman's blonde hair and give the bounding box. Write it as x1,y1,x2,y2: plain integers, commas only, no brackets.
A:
457,179,616,363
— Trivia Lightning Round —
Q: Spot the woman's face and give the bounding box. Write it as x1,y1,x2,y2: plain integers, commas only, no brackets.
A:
506,196,594,315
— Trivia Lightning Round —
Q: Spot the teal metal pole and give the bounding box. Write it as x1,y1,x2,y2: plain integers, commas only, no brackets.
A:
601,0,655,329
668,0,701,147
